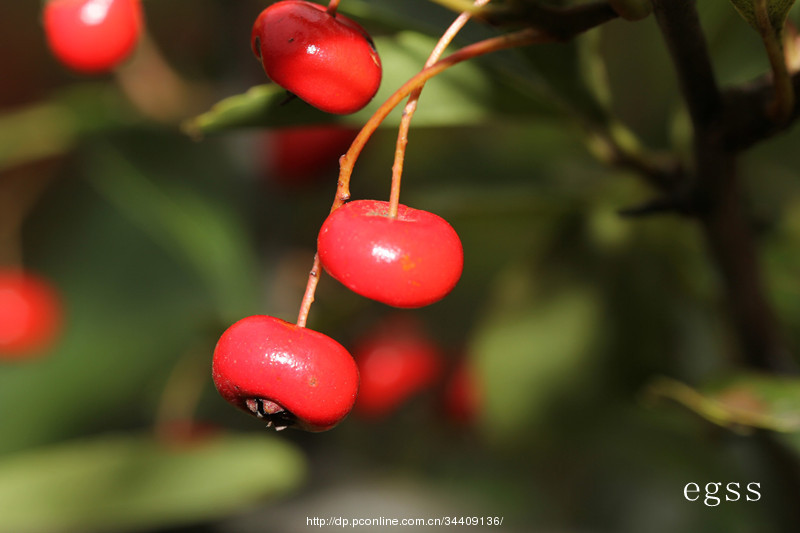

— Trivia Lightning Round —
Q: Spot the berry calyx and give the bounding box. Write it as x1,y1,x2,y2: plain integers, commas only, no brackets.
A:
0,269,62,359
43,0,144,74
317,200,464,308
353,315,443,419
251,0,382,114
212,315,359,432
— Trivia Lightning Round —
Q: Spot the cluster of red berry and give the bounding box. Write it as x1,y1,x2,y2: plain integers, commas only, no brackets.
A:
40,0,469,432
214,1,467,431
352,315,480,425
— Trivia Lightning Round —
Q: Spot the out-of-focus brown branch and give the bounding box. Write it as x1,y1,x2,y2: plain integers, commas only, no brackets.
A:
652,0,796,373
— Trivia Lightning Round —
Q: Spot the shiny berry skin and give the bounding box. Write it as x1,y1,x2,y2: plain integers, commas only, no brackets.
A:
43,0,143,74
0,270,62,359
353,316,443,419
266,125,357,186
317,200,464,308
251,0,382,114
212,315,359,432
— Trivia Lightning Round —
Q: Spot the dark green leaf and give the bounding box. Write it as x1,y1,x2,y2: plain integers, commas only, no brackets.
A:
85,147,261,323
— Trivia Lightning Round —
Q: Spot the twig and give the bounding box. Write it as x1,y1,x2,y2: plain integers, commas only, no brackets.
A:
389,0,491,218
754,0,794,123
652,0,795,372
721,69,800,152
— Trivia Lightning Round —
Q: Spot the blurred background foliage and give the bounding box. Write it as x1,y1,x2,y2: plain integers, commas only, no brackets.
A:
2,0,800,531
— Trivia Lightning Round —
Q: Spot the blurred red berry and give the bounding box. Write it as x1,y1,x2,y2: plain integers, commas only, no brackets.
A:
443,360,482,426
43,0,144,74
353,316,443,419
0,269,62,359
266,125,357,186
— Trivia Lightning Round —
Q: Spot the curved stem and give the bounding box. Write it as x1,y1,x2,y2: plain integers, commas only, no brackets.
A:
333,27,548,215
388,0,491,218
296,253,321,328
294,27,549,325
754,0,794,123
326,0,340,15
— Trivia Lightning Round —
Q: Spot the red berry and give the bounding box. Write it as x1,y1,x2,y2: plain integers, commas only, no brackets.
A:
43,0,143,74
251,0,382,114
212,315,359,432
266,125,357,186
317,200,464,308
443,361,482,426
353,316,443,419
0,270,62,358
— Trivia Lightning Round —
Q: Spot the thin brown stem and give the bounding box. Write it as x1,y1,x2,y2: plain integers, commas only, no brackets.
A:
754,0,794,123
326,0,340,15
296,253,321,328
333,27,549,214
389,0,491,218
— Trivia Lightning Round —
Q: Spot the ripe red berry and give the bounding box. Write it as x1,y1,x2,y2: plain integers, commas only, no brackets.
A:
212,315,359,432
43,0,143,74
317,200,464,308
353,316,443,419
265,125,357,186
251,0,382,114
0,270,62,359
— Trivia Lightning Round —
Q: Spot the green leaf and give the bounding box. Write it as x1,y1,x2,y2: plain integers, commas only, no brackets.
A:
0,84,139,172
0,432,306,533
646,374,800,433
471,267,602,442
181,84,330,139
729,0,796,36
517,39,609,124
85,146,261,323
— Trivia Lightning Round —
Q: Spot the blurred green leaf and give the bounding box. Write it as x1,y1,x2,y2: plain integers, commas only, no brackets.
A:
517,38,608,124
0,84,139,172
729,0,796,36
471,266,602,442
181,84,328,139
85,146,261,323
0,432,306,533
646,374,800,433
